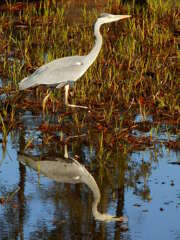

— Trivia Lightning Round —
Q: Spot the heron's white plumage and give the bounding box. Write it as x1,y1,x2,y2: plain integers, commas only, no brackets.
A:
18,13,131,108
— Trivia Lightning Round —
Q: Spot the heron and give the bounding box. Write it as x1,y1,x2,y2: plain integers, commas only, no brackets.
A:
19,13,131,109
18,145,127,222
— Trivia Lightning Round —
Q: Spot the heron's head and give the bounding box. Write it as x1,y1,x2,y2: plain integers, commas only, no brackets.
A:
97,13,131,24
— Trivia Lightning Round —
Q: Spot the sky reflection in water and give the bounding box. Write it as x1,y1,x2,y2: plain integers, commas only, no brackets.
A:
0,132,179,239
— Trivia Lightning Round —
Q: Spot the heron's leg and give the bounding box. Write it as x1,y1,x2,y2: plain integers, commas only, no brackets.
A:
64,144,69,159
64,84,88,109
42,89,52,114
64,84,70,106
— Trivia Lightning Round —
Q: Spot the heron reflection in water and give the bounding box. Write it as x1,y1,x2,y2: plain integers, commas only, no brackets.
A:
19,13,131,109
18,146,127,222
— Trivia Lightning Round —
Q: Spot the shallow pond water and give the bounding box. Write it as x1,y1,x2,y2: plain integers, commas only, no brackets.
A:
0,122,179,239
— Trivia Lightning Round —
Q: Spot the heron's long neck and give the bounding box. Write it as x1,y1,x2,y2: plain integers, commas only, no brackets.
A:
86,21,103,67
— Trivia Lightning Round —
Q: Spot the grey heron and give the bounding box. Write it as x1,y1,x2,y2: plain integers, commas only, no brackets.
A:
18,145,127,222
19,13,131,109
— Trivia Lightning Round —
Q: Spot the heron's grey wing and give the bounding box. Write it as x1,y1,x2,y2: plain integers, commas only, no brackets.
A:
43,62,86,86
19,56,87,90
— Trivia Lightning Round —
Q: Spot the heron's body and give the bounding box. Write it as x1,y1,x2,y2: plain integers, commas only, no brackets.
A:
19,13,131,108
19,56,87,89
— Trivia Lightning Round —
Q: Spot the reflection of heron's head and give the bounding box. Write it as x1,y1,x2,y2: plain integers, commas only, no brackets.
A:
92,211,128,222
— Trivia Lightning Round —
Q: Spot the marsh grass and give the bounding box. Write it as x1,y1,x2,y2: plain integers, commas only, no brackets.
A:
0,0,179,155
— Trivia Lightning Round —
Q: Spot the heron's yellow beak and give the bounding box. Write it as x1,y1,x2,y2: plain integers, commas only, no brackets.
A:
117,15,131,20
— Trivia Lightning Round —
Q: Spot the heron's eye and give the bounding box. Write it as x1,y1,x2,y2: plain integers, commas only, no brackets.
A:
100,13,109,18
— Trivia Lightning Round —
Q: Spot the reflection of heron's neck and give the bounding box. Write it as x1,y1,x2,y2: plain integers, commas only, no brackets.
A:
82,166,123,221
82,166,116,221
86,20,103,67
82,167,101,217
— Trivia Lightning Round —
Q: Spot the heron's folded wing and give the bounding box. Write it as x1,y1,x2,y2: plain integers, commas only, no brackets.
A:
19,56,87,89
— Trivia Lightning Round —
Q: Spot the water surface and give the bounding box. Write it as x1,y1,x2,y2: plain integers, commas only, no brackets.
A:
0,127,179,239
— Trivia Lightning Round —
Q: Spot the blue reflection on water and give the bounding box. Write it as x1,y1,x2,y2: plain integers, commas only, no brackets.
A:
126,146,180,240
0,134,179,239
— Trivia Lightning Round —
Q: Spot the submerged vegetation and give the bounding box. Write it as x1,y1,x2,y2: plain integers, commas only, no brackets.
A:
0,0,179,156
